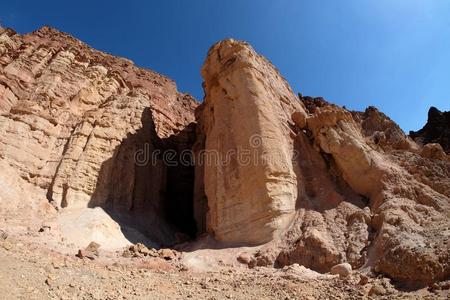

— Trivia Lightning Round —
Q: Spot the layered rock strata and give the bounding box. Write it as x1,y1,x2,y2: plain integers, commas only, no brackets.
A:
195,40,307,245
196,39,450,287
1,26,449,287
0,26,198,244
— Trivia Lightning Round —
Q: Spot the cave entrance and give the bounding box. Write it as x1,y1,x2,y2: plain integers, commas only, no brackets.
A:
87,108,202,248
164,163,198,239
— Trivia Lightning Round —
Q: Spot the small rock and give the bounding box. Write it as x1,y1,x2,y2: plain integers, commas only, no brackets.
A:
0,230,8,240
76,249,96,260
369,284,387,296
358,273,369,285
38,222,53,233
237,253,252,265
85,241,100,253
76,241,101,259
122,249,132,258
45,273,58,286
159,248,176,260
292,111,307,129
330,262,352,278
2,241,13,251
52,260,65,269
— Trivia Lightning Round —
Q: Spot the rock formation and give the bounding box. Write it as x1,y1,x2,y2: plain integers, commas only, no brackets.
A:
0,26,198,245
196,39,450,287
195,40,306,245
410,106,450,154
1,26,449,290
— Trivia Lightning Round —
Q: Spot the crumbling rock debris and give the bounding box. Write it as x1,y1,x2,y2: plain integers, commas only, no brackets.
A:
123,243,158,258
122,243,178,260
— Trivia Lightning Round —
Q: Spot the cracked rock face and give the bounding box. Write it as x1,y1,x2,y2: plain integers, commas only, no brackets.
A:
0,26,198,245
195,40,307,245
196,40,450,286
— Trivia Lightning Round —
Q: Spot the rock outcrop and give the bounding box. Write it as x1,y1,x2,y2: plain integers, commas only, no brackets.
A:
195,40,307,245
410,106,450,154
196,39,450,287
0,26,198,245
1,26,449,289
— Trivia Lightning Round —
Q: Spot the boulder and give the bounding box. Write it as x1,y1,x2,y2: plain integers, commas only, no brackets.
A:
330,263,352,278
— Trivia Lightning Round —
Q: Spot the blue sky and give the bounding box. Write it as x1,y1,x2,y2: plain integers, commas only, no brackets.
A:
1,0,449,131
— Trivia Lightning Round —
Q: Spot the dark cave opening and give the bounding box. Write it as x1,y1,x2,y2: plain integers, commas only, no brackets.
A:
87,108,201,248
164,163,198,239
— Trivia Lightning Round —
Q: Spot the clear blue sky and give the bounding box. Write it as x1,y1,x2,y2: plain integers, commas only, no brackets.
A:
2,1,449,131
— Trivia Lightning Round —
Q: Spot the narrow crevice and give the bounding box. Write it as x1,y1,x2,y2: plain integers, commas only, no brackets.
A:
46,123,79,203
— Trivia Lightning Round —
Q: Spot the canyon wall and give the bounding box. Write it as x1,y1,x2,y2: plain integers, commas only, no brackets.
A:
1,26,449,287
196,39,450,286
0,26,198,244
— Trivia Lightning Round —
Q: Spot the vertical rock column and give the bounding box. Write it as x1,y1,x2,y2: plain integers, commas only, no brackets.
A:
197,39,307,245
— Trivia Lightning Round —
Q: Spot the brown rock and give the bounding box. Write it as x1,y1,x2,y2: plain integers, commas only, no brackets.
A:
358,274,369,285
159,248,177,260
0,230,7,240
122,249,132,258
2,241,12,251
195,39,307,244
1,28,449,291
237,253,253,265
292,111,307,129
330,263,352,278
85,241,100,256
420,143,447,160
76,249,96,260
369,284,387,296
410,106,450,154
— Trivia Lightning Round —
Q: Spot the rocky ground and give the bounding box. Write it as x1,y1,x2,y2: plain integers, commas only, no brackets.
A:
0,229,449,299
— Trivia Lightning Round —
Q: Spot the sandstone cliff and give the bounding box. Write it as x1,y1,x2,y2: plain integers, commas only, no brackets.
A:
1,26,449,290
195,39,450,287
0,26,198,245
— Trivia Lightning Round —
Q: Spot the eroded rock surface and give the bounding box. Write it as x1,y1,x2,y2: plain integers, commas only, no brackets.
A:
1,26,449,289
196,39,450,287
0,26,198,245
410,106,450,154
195,40,307,245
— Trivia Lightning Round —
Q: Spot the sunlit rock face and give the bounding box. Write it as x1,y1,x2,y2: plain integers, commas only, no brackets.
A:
195,39,307,245
197,39,450,287
0,26,198,245
0,25,449,287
